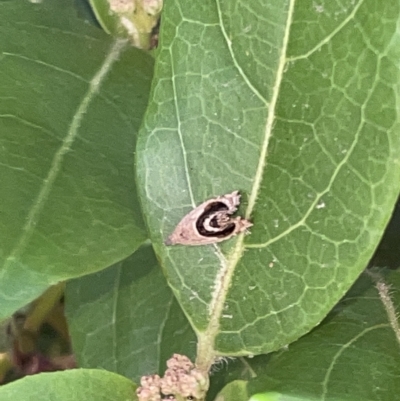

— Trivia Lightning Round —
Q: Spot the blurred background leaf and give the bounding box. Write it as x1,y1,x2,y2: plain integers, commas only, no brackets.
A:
0,369,137,400
66,244,197,381
0,0,153,319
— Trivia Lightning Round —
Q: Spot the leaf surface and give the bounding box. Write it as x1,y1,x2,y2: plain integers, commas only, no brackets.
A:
136,0,400,362
0,369,136,401
0,0,153,318
247,269,400,401
66,245,197,380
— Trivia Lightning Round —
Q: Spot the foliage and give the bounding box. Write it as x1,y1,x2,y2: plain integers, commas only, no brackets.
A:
0,0,399,400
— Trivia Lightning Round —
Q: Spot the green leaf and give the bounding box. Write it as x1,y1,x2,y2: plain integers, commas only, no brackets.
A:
0,0,153,319
65,244,197,380
0,369,136,401
136,0,400,364
214,380,249,401
247,269,400,401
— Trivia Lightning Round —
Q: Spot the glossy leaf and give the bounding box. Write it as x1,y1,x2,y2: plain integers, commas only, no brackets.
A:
65,244,197,381
0,0,153,318
136,0,400,364
0,369,136,401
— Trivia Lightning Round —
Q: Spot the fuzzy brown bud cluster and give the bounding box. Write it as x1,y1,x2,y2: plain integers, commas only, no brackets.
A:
136,354,209,401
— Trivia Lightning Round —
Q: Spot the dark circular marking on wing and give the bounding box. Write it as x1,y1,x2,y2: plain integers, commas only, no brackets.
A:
209,214,223,228
196,202,236,237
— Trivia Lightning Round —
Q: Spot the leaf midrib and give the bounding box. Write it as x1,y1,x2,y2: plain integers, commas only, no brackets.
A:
1,39,127,275
195,0,297,371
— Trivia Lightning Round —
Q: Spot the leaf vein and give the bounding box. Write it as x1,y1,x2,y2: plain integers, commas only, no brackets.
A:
215,0,269,106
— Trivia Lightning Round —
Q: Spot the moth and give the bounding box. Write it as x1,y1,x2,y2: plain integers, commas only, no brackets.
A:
165,191,252,246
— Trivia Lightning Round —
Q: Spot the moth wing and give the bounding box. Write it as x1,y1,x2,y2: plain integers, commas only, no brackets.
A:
164,204,204,245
